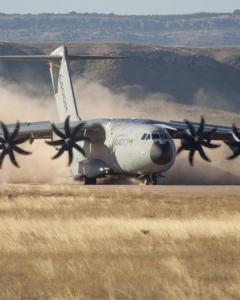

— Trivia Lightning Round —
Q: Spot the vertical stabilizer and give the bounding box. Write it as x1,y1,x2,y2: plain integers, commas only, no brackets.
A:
49,46,80,121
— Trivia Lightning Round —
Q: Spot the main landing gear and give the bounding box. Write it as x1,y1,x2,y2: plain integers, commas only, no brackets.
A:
83,177,97,185
141,174,161,185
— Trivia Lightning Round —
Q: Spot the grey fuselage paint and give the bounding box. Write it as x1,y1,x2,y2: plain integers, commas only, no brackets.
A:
71,119,176,178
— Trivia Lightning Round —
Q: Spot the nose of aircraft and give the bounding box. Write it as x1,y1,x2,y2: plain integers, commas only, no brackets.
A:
150,141,174,165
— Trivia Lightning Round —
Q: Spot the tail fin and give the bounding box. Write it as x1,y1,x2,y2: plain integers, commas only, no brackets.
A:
49,46,79,121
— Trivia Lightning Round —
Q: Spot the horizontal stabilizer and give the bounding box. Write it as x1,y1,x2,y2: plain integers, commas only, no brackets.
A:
0,55,127,61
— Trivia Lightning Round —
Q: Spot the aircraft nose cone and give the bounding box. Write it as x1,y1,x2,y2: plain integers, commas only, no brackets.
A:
150,141,174,165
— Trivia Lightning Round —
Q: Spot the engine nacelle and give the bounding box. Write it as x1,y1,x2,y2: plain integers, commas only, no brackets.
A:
78,159,110,179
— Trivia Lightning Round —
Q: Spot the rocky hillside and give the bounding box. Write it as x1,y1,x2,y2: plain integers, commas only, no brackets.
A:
1,42,240,113
1,11,240,46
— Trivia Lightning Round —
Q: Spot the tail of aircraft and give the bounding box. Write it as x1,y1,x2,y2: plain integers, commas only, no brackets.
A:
49,46,79,121
0,46,125,122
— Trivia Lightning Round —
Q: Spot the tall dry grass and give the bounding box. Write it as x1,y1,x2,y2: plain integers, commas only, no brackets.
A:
0,185,240,299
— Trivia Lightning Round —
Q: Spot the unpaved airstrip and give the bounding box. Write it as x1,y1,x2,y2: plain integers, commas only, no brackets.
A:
0,184,240,299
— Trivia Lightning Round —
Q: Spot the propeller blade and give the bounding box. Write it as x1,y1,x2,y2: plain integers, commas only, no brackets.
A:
208,128,217,136
174,129,186,139
68,148,73,166
9,150,19,168
177,145,184,154
52,146,66,160
201,141,220,149
224,139,240,160
227,151,240,160
189,149,195,166
71,123,84,138
73,143,86,156
52,124,66,140
198,145,211,163
1,122,9,140
46,140,65,146
10,122,20,141
201,128,217,142
64,116,71,137
14,136,30,145
13,146,32,156
197,116,205,135
184,119,196,137
232,124,240,141
0,149,7,169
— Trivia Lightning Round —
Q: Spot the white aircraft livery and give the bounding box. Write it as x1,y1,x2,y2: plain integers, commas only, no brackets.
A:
0,46,239,185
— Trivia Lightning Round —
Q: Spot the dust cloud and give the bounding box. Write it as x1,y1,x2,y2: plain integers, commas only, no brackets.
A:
75,79,240,125
75,79,183,121
0,80,68,183
0,78,239,184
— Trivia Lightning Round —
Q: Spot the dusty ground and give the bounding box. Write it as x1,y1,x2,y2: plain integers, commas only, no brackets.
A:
0,185,240,300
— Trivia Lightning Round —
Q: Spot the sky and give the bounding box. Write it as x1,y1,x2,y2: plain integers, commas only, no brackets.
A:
0,0,239,15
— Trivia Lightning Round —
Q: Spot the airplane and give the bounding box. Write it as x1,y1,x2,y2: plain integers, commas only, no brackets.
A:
0,45,240,185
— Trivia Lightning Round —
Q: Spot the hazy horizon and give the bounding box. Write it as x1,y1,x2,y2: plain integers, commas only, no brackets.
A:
0,0,239,15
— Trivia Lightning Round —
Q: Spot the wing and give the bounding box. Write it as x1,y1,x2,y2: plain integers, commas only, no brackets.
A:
0,119,104,168
156,117,240,166
166,120,234,141
0,121,52,140
0,120,104,140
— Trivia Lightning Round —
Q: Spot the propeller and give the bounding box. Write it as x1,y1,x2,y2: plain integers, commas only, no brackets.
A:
225,124,240,160
177,117,220,166
46,116,90,166
0,121,31,168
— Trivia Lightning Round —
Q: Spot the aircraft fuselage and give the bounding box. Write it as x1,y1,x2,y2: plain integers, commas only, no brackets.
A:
75,119,176,180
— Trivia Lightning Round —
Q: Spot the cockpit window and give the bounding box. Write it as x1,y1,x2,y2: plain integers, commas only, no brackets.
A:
152,133,160,140
141,134,147,140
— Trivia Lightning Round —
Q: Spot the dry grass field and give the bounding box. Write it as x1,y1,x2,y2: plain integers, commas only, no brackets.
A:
0,185,240,300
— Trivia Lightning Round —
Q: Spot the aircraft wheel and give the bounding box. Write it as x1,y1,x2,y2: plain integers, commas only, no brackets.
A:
142,174,160,185
83,177,97,185
143,176,151,185
152,174,160,185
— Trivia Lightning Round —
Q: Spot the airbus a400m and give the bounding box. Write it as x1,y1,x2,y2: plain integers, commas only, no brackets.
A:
0,46,239,185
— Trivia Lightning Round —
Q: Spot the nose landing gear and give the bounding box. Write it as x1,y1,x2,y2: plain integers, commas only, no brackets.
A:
140,174,163,185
